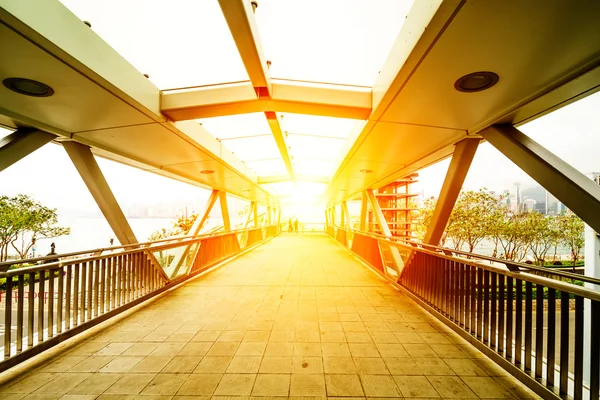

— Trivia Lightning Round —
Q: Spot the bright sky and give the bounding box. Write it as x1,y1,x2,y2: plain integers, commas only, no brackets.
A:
1,0,600,221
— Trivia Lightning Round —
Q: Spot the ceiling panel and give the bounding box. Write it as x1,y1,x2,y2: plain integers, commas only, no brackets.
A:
200,113,271,140
244,159,288,176
380,0,600,130
280,114,364,138
222,135,281,162
288,135,346,162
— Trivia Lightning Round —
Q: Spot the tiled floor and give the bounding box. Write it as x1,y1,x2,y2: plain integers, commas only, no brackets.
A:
0,235,540,399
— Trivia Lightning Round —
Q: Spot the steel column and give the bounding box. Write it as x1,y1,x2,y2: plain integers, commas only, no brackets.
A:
365,189,404,274
219,191,231,231
360,191,368,231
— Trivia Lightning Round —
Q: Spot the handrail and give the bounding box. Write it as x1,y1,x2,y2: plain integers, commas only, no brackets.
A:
0,226,275,276
331,225,600,286
0,228,268,269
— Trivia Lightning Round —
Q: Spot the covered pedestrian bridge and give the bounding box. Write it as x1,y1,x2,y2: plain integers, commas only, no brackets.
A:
1,1,600,399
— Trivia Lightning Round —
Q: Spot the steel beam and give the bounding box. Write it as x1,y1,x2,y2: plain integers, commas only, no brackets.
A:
424,138,480,245
219,191,231,231
481,124,600,234
63,141,138,245
161,80,371,121
0,129,55,172
218,0,270,92
265,111,295,180
342,201,352,229
366,189,404,275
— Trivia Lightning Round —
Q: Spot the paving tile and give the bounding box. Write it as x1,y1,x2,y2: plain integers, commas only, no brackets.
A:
445,359,489,376
1,373,60,394
162,356,203,373
323,357,358,374
38,357,87,373
235,342,266,356
353,358,389,375
375,343,408,358
268,331,295,341
244,331,270,342
259,356,293,373
264,342,294,357
293,343,322,357
96,343,135,356
122,343,160,356
176,342,212,356
289,374,326,396
150,343,186,357
177,374,222,395
414,358,455,376
431,344,470,359
461,377,514,398
493,376,539,399
320,331,346,343
291,356,323,373
252,374,290,396
349,343,380,358
403,343,438,358
130,356,173,373
68,374,123,395
141,374,189,395
214,374,256,396
100,356,144,373
35,374,91,395
193,357,232,373
321,342,350,357
427,376,477,398
383,357,423,375
69,342,108,356
359,375,399,397
105,374,156,394
393,375,440,397
217,331,246,342
226,356,262,373
295,330,321,342
191,331,222,342
325,374,364,397
69,356,115,372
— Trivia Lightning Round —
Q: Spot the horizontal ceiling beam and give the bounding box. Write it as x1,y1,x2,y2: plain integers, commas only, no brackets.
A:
161,81,372,121
259,174,330,185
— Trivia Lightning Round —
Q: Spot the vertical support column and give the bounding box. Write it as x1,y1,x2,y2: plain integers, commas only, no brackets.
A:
220,191,231,231
253,202,259,227
267,207,272,225
360,191,368,231
63,141,138,245
342,201,352,229
365,189,404,275
340,203,346,227
423,138,480,245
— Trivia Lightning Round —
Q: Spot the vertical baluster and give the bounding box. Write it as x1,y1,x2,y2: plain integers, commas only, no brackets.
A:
574,295,584,400
590,300,600,400
73,264,79,326
4,276,12,359
546,288,556,387
471,267,477,335
94,259,99,317
445,259,450,315
498,274,505,355
453,262,458,322
87,261,93,320
100,258,105,315
476,268,483,339
80,262,87,323
65,266,72,330
57,267,64,334
506,277,513,360
483,269,490,345
116,256,121,307
111,256,117,309
559,292,569,395
524,281,532,371
38,270,45,344
459,263,464,327
535,283,543,379
465,265,471,333
133,253,138,299
490,272,497,349
126,254,131,303
121,255,126,305
17,274,24,353
28,272,34,348
48,268,54,338
515,279,523,366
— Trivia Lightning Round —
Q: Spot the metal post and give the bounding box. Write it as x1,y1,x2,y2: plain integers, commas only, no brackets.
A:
219,191,231,231
359,191,368,231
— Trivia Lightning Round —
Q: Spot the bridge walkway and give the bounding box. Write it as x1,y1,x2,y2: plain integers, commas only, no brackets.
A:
0,235,538,399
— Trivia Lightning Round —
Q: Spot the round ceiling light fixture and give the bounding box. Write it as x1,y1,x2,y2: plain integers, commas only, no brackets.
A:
454,71,499,92
200,169,215,175
3,78,54,97
360,169,373,174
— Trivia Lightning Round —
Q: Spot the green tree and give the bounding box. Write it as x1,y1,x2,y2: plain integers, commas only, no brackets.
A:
0,195,70,261
558,210,584,271
526,212,560,265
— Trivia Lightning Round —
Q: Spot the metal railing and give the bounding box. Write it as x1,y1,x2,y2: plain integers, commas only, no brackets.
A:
328,225,600,400
0,225,279,372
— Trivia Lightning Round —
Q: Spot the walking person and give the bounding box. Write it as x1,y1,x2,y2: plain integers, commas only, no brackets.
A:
294,219,299,233
288,218,293,233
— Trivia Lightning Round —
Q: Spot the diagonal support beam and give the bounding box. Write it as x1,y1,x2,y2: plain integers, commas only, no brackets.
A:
168,189,220,277
0,129,55,173
341,201,352,229
424,138,480,245
219,191,231,231
360,191,368,231
63,141,138,245
365,189,404,275
481,124,600,234
218,0,270,92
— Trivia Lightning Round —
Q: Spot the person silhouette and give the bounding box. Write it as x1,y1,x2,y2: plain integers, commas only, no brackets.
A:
294,219,299,233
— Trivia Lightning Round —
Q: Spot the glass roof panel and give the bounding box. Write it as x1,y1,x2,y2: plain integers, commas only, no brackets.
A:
245,159,288,176
223,136,281,162
59,0,248,90
294,159,338,176
280,114,365,138
200,114,271,140
255,0,414,86
288,135,346,162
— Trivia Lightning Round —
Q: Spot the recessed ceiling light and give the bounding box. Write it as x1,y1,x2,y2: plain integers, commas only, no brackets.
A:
200,169,214,174
360,169,373,174
3,78,54,97
454,71,499,92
